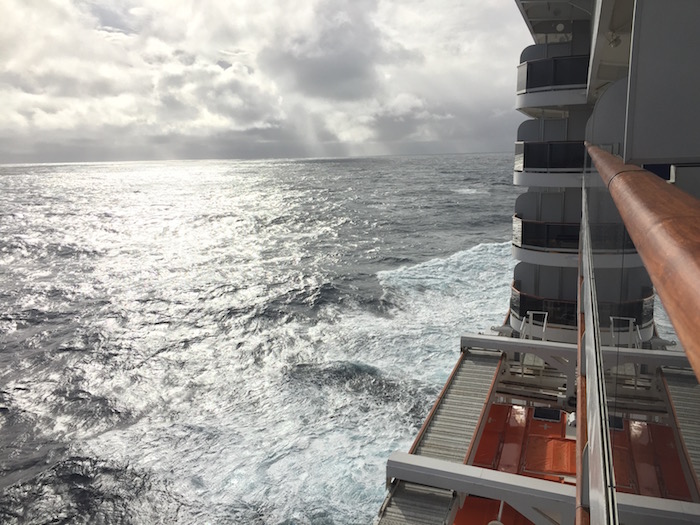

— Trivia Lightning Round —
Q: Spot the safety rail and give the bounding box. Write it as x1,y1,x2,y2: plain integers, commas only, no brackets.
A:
516,55,589,93
514,141,586,172
579,180,618,525
586,143,700,381
513,216,635,251
510,287,654,328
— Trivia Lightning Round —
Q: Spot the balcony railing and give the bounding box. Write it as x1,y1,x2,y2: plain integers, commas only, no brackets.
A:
514,141,586,172
516,55,589,93
510,287,654,328
580,173,618,525
513,216,635,251
586,142,700,379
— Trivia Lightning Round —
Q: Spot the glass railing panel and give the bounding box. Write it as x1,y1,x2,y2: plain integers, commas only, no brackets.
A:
587,143,681,350
581,180,619,524
583,144,692,522
521,221,548,247
509,288,651,329
521,222,576,249
510,290,578,327
512,215,523,246
514,142,524,171
517,141,586,171
547,223,579,249
595,296,654,327
589,224,635,251
523,142,550,169
510,286,520,316
527,59,553,89
521,55,590,92
516,63,528,93
549,141,586,169
553,55,589,86
514,219,635,251
588,187,656,342
544,298,578,326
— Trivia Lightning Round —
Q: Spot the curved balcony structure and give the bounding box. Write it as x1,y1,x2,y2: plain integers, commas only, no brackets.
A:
512,215,641,267
510,260,654,344
516,55,589,113
513,140,592,187
509,286,654,345
515,141,585,171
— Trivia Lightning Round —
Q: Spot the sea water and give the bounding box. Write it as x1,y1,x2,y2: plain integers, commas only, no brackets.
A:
0,153,520,524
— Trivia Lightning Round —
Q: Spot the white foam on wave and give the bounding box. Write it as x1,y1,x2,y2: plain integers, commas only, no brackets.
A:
264,242,516,519
81,242,516,524
378,242,514,329
452,188,489,195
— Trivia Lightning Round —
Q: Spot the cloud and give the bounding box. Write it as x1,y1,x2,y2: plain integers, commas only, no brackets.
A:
0,0,532,162
258,0,419,101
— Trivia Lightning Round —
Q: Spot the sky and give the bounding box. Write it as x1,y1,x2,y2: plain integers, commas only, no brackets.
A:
0,0,533,163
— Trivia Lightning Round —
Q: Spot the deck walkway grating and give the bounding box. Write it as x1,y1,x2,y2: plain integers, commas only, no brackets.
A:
377,350,502,525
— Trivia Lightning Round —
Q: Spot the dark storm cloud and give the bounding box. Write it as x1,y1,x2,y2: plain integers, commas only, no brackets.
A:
259,0,419,101
152,60,283,128
368,94,440,142
0,119,345,164
361,94,525,155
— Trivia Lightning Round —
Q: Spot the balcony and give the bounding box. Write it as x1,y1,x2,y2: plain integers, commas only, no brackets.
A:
516,55,589,112
517,55,589,92
514,141,588,187
513,217,634,251
510,287,654,329
515,141,585,172
512,216,640,268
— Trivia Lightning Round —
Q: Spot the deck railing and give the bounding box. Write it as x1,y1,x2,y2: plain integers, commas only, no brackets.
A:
516,55,589,93
510,287,653,328
514,141,586,172
579,179,619,525
586,143,700,381
513,216,635,251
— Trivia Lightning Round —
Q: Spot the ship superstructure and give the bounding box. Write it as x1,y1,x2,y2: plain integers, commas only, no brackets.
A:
510,0,653,347
377,1,700,524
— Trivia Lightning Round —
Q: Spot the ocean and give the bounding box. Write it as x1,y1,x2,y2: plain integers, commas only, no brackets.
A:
0,153,520,524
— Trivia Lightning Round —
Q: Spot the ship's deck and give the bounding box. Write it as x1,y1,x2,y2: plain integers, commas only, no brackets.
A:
662,368,700,486
377,335,700,525
377,349,503,525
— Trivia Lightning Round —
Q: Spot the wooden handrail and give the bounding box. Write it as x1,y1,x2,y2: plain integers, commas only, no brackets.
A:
585,143,700,381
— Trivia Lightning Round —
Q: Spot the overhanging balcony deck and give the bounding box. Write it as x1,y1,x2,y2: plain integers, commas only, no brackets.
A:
512,216,640,267
514,141,589,187
510,286,654,332
516,55,589,113
382,336,700,525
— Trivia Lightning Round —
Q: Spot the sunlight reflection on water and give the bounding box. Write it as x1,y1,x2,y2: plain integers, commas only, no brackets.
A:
0,154,518,523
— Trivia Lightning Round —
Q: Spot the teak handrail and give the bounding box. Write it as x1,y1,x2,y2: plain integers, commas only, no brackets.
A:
586,143,700,380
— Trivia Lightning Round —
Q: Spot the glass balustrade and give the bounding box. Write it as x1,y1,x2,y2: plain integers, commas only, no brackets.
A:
514,141,586,172
516,55,589,93
513,217,635,251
